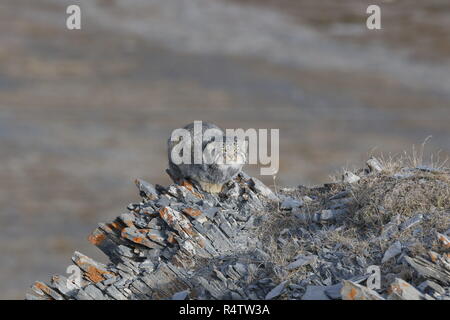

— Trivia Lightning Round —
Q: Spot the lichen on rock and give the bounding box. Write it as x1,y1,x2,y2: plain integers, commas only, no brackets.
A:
27,159,450,300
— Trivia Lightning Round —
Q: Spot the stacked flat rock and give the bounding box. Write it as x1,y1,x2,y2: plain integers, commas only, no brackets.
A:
26,162,450,300
26,172,280,300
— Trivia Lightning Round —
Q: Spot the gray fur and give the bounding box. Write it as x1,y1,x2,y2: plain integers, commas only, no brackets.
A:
168,122,245,192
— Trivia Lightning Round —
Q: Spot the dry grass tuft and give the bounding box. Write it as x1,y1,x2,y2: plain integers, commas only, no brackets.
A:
254,146,450,286
350,171,450,229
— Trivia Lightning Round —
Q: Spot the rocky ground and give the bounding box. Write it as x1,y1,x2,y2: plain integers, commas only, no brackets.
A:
27,156,450,300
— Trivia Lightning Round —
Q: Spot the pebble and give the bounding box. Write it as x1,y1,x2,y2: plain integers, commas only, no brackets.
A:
342,171,360,184
286,255,317,271
265,281,287,300
280,197,303,210
400,214,423,231
301,285,330,300
382,241,402,263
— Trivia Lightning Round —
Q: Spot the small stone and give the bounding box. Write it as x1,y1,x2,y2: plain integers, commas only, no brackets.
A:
379,215,400,240
324,283,343,300
416,166,441,173
355,256,367,268
230,292,243,300
156,197,171,208
417,280,445,295
75,288,95,300
249,177,279,201
172,290,189,300
182,207,208,224
388,278,424,300
84,284,106,300
400,214,423,231
265,281,287,300
436,232,450,249
319,209,348,222
50,275,78,298
342,171,360,184
119,213,136,227
302,285,330,300
121,227,163,249
116,245,134,258
328,191,350,200
341,280,384,300
203,207,219,220
135,179,159,200
280,197,303,210
146,229,167,246
31,281,65,300
103,276,118,286
140,259,155,272
329,197,352,209
404,256,450,286
366,157,383,172
286,255,317,271
382,241,402,263
105,285,128,300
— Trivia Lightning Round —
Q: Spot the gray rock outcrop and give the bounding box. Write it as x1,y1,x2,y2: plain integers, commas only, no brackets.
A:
27,160,450,300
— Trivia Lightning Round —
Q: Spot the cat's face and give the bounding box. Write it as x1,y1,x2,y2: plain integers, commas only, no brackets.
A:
223,139,246,166
203,137,247,167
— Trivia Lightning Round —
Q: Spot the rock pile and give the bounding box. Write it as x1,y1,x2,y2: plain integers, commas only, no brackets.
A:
27,160,450,300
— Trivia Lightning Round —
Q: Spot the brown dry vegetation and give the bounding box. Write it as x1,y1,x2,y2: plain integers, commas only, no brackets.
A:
350,170,449,229
258,152,450,286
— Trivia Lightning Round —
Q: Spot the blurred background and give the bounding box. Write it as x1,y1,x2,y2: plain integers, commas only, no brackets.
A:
1,0,449,299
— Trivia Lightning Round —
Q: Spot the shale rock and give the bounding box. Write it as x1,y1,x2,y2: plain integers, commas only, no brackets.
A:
27,160,450,300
